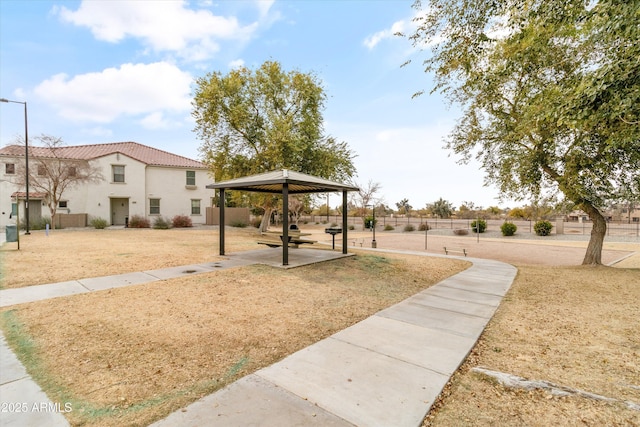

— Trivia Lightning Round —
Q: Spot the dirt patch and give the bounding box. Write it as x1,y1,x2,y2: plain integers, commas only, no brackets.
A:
0,228,467,426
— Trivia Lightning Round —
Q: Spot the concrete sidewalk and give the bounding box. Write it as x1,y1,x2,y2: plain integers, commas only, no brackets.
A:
0,246,516,426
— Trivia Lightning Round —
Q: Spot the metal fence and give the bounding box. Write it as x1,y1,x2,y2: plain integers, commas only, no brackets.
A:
299,215,640,237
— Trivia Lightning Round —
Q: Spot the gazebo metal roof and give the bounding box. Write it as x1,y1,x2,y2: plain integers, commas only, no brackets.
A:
205,169,359,194
206,169,359,266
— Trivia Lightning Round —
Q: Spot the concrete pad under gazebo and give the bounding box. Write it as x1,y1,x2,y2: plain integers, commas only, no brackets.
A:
206,169,360,266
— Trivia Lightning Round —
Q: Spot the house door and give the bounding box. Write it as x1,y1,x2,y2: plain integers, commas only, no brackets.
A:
110,198,129,225
27,199,41,225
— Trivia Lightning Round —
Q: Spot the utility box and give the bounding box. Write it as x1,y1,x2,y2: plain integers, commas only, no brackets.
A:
5,225,18,242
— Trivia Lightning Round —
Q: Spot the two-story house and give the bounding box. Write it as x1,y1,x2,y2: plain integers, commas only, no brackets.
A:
0,141,211,228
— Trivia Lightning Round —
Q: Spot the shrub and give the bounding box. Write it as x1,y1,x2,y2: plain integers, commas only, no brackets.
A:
153,216,171,229
129,215,150,228
384,224,394,231
348,225,355,230
171,215,192,228
534,220,553,236
471,219,487,233
404,224,415,232
453,228,469,235
231,220,247,228
364,215,377,229
250,216,262,228
90,217,108,229
418,223,431,231
501,221,517,236
29,216,52,230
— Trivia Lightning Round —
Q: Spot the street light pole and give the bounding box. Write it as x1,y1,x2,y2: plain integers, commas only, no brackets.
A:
366,204,377,248
0,98,30,234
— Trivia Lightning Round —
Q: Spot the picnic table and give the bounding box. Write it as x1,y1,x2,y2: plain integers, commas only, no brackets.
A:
257,230,317,248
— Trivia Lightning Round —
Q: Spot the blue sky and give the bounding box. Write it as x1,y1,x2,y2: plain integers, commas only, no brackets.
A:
1,0,512,210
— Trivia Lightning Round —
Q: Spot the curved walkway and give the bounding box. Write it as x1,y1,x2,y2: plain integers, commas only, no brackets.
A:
1,248,516,426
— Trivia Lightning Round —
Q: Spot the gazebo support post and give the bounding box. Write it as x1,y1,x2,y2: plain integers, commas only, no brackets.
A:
219,188,225,256
342,191,348,254
282,184,289,266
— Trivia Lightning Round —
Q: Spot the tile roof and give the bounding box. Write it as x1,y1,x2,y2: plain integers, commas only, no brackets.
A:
0,141,206,168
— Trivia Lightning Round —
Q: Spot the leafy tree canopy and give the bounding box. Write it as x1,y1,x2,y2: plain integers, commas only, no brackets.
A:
427,197,454,219
406,0,640,264
192,60,356,184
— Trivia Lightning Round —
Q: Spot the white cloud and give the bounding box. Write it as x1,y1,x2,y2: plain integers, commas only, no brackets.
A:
34,62,193,123
228,59,245,69
140,112,182,130
363,20,407,50
328,121,503,209
55,0,263,62
81,126,113,138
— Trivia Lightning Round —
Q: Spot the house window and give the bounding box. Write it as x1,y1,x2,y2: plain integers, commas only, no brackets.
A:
5,163,15,174
59,201,68,208
11,203,18,216
68,166,77,177
112,165,125,183
186,170,196,186
191,199,201,215
150,198,160,215
37,164,46,176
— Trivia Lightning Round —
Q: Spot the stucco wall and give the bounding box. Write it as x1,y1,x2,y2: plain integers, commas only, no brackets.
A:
206,207,250,226
0,152,212,228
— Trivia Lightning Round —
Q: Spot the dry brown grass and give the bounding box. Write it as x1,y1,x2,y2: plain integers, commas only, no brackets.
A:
0,227,260,289
1,227,638,426
0,227,467,426
424,265,640,426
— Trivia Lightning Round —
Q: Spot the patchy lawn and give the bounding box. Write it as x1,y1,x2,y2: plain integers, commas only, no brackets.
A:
0,227,467,426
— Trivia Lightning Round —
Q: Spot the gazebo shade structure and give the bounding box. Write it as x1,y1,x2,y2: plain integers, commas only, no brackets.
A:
206,169,359,265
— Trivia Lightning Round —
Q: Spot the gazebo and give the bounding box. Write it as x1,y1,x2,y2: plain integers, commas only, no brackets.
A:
206,170,360,266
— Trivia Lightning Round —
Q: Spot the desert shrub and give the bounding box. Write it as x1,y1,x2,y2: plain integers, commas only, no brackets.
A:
471,219,487,233
231,220,247,228
90,217,108,229
129,215,150,228
331,222,338,227
250,216,262,228
28,216,53,230
453,228,469,235
384,224,394,231
153,216,171,229
501,221,517,236
171,215,193,228
364,215,377,229
534,220,553,236
404,224,415,232
418,223,431,231
348,225,355,230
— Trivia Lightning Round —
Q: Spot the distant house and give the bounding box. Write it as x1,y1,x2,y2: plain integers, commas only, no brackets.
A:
566,207,640,223
0,141,211,228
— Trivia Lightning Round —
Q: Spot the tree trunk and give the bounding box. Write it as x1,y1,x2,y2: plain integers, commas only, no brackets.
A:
580,202,606,265
259,207,272,232
50,205,57,230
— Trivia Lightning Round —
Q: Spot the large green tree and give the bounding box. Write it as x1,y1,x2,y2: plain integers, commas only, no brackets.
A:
192,61,356,229
407,0,640,264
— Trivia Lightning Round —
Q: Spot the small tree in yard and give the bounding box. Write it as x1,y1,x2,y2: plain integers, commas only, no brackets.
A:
14,135,103,229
